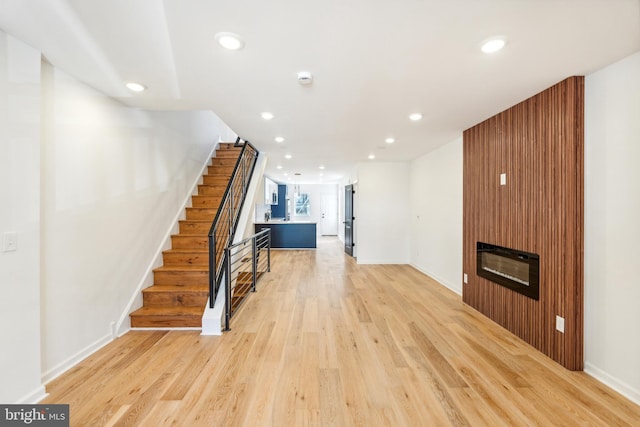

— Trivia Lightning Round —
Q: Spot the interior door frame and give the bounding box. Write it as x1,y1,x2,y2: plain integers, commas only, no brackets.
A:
344,184,354,256
320,193,338,236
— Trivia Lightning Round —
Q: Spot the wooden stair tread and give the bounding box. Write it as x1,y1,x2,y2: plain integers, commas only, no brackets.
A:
143,284,208,292
179,219,212,225
130,306,204,327
130,306,203,316
154,265,209,272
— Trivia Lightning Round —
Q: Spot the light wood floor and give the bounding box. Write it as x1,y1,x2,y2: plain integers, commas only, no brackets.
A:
43,237,640,426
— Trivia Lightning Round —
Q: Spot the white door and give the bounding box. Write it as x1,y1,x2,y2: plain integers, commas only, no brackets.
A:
321,194,338,235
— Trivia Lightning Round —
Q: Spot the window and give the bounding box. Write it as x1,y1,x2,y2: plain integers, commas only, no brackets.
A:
295,193,310,216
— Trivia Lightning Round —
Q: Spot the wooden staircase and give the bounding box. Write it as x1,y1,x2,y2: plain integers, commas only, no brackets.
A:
129,143,241,328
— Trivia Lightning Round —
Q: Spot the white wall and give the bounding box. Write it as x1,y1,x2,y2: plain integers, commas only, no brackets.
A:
409,137,463,294
0,33,45,404
356,162,410,264
584,51,640,404
39,60,236,383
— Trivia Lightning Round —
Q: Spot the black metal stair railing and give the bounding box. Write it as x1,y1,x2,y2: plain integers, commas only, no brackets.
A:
208,139,259,308
223,228,271,330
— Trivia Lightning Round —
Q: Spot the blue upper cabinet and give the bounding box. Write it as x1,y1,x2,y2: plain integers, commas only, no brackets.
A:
271,184,287,218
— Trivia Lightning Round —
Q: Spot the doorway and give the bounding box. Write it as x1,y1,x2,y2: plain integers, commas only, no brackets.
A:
321,194,338,235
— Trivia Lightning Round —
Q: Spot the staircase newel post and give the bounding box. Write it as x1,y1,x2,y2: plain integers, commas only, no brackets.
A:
209,233,215,308
252,237,257,292
224,249,232,331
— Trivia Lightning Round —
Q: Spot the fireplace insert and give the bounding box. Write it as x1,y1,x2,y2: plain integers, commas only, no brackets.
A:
476,242,539,300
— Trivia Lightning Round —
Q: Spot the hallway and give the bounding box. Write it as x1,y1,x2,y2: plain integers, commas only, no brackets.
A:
43,237,640,426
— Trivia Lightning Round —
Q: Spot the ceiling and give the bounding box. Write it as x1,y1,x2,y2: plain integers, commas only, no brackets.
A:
1,0,639,184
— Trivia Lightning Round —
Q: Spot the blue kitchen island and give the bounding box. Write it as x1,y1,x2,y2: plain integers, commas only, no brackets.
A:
254,221,317,249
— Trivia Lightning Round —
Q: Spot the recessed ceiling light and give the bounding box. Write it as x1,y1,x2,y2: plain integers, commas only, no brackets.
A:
368,154,375,160
215,32,244,50
284,172,288,176
409,113,422,121
284,154,292,159
274,136,284,143
261,112,274,120
385,137,395,144
276,165,283,170
297,71,313,85
125,82,146,92
319,165,325,170
481,37,507,54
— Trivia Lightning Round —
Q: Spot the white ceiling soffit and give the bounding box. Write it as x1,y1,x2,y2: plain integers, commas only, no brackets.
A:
0,0,639,184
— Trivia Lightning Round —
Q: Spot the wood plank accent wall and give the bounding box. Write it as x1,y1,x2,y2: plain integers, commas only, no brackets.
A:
462,76,584,370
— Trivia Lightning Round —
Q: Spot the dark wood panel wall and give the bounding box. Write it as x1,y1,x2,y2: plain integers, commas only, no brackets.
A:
462,76,584,370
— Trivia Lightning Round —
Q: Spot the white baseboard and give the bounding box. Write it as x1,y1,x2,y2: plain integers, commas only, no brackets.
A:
410,263,462,296
41,333,112,385
584,362,640,406
356,258,410,265
18,385,47,404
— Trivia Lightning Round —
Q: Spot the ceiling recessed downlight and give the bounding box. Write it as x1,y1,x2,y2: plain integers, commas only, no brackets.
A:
215,32,244,50
261,112,274,120
275,136,284,143
385,137,395,144
125,82,146,92
368,154,376,160
284,154,292,159
409,113,423,121
481,37,507,54
297,71,313,85
276,165,283,170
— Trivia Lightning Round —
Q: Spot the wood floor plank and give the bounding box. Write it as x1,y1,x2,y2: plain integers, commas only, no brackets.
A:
42,237,640,426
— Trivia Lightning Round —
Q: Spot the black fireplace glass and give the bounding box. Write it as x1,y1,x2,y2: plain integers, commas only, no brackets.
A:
476,242,539,300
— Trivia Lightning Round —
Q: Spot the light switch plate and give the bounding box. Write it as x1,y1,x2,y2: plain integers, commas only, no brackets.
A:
500,173,507,186
463,273,468,284
556,315,565,333
3,231,17,252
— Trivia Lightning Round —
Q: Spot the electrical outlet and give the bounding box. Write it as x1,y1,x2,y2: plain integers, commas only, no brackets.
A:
463,273,468,284
3,231,17,252
500,173,507,186
556,315,565,333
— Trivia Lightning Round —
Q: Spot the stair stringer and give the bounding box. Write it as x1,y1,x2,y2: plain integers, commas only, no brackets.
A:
115,142,225,337
201,152,267,335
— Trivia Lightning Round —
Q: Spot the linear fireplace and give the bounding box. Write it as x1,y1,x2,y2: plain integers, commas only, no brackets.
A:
476,242,539,300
